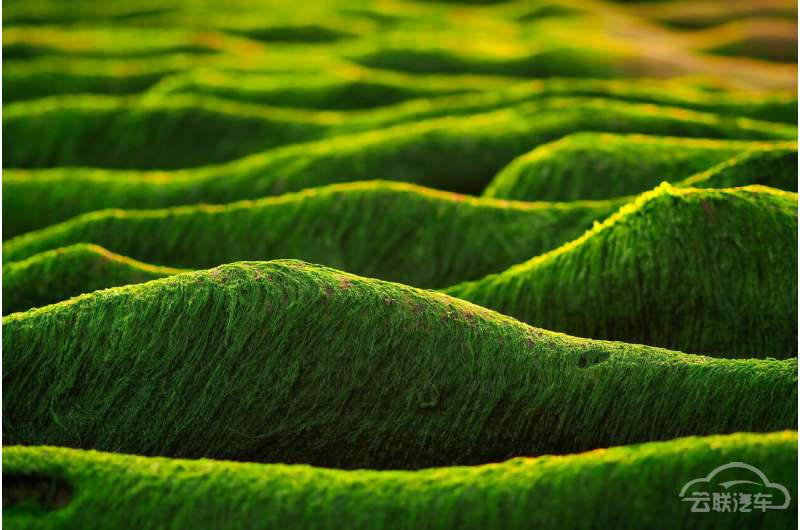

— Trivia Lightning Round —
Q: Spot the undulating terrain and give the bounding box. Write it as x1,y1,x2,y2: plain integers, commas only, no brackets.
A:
2,0,798,528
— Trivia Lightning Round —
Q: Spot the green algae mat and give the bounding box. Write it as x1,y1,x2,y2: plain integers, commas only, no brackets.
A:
2,0,798,528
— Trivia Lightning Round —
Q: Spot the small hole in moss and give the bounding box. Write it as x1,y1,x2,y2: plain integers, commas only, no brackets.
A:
3,474,72,510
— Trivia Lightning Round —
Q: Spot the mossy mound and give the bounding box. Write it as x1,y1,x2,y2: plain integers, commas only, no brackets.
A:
678,147,799,190
5,94,795,171
3,95,337,170
5,432,797,529
153,73,798,123
144,68,499,111
447,185,798,358
2,244,181,315
2,181,625,291
4,260,796,468
8,61,796,122
4,60,172,103
483,134,797,201
5,98,796,237
2,26,224,60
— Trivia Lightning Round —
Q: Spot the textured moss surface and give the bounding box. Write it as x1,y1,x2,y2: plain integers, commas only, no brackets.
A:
3,0,798,527
4,260,796,468
8,60,796,122
4,98,796,237
150,70,799,119
2,244,181,315
5,93,796,170
5,432,798,530
448,185,798,358
678,147,799,190
6,179,798,329
483,134,797,201
2,181,625,291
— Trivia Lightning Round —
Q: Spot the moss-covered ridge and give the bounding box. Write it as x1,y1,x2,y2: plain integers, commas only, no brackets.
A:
8,59,796,123
483,134,797,201
2,244,182,315
3,95,342,170
148,69,799,120
678,146,799,189
4,185,796,356
448,184,798,358
148,70,799,122
5,93,796,170
6,7,794,90
2,181,625,292
4,260,797,468
4,58,174,103
4,97,796,236
5,432,797,530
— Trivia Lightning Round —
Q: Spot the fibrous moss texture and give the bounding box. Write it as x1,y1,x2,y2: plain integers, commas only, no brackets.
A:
4,432,798,530
4,98,797,237
483,134,798,201
448,185,798,358
2,181,626,295
2,244,181,315
5,90,797,171
4,260,797,468
3,185,796,360
4,0,798,527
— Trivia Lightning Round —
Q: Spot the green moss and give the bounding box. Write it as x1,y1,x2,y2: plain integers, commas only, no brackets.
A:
2,26,221,60
6,185,795,354
4,98,796,236
7,92,795,170
5,432,797,529
9,59,796,121
3,55,195,103
155,73,798,123
3,1,177,26
147,68,502,111
2,181,625,292
678,146,799,190
482,134,797,201
3,64,170,104
346,46,626,78
447,185,798,358
2,243,182,315
3,95,338,169
4,260,797,467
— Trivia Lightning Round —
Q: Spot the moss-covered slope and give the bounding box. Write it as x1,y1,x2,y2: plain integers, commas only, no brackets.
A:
4,260,796,468
5,94,794,171
4,98,796,237
8,59,796,122
678,146,799,190
150,71,799,121
2,244,181,315
447,185,798,358
483,134,797,201
3,95,338,170
2,181,625,290
5,432,797,530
